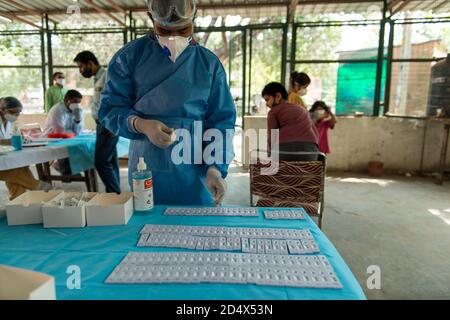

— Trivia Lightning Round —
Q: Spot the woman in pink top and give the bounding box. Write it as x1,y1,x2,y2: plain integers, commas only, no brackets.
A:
262,82,319,161
310,101,337,155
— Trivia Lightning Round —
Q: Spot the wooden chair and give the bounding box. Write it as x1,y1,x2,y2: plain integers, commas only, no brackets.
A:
250,150,327,229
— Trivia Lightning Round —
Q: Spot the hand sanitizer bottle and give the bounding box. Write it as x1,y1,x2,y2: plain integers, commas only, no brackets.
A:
11,124,23,151
133,157,154,215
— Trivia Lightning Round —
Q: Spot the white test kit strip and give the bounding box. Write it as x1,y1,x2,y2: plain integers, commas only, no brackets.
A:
137,233,319,254
106,252,342,289
140,224,314,240
137,224,320,254
264,210,306,220
164,207,259,217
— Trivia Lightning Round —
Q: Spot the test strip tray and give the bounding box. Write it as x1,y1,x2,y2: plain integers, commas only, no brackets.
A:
164,207,259,217
106,252,342,289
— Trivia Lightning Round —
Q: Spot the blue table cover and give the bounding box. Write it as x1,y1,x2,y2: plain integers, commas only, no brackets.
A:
0,207,366,300
50,134,129,174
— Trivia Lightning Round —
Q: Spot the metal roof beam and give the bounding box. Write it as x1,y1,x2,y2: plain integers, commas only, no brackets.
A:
431,0,449,13
104,0,127,14
5,0,383,16
84,0,126,27
0,11,41,29
391,0,411,16
1,0,57,24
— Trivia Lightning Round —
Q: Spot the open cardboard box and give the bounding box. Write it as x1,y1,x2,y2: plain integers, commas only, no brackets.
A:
86,192,133,226
42,192,98,228
6,191,63,226
0,265,56,300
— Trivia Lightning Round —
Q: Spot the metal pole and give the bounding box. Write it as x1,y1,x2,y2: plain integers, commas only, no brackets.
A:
128,10,134,42
45,14,53,88
247,29,253,111
123,29,128,45
290,23,297,77
40,16,47,110
383,19,395,115
228,34,232,86
373,0,388,116
281,23,288,86
242,28,247,119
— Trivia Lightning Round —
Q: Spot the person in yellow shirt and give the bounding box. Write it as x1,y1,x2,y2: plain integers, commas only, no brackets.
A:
288,71,311,110
0,97,52,200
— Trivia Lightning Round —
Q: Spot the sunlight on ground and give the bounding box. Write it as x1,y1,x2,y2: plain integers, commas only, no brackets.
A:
338,177,394,187
428,209,450,226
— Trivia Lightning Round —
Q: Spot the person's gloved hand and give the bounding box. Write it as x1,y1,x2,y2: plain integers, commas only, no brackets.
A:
135,118,175,149
206,166,227,205
72,107,82,123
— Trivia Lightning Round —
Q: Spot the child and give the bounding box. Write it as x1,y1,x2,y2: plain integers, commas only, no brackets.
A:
310,101,337,155
288,71,311,110
262,82,318,161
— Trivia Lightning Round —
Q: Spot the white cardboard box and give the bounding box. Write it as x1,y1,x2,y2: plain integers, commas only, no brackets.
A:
42,192,97,228
86,192,134,226
0,265,56,300
6,191,63,226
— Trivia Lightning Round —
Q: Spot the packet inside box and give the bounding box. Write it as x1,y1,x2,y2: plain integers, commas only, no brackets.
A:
43,192,98,228
8,191,62,207
46,192,97,208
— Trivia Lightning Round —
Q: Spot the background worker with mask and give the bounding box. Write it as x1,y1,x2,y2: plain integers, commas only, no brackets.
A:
45,72,68,113
42,89,83,136
99,0,236,206
42,90,84,176
74,51,121,194
0,97,52,200
288,71,311,110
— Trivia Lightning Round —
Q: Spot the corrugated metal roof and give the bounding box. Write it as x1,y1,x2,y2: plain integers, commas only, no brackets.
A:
0,0,448,26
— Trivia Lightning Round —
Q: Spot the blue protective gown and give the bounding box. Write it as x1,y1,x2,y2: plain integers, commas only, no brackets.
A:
99,35,236,205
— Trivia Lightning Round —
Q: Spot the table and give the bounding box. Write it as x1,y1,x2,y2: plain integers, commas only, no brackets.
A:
0,135,129,192
0,206,366,300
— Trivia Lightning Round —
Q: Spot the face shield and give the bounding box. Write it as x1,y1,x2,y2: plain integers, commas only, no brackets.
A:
148,0,196,27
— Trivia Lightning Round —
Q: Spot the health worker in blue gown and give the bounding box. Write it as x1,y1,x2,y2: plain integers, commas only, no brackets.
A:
99,0,236,206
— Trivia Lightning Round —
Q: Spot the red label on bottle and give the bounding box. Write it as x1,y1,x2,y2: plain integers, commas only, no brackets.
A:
144,179,153,189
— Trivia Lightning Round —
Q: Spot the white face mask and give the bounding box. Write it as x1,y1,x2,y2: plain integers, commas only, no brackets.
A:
4,113,18,123
299,88,308,96
69,103,80,111
157,35,191,63
56,79,65,86
315,110,326,118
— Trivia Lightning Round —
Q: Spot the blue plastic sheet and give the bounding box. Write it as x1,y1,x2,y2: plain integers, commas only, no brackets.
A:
50,134,130,174
0,207,366,300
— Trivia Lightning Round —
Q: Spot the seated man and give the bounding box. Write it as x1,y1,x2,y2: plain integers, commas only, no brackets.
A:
43,89,83,136
42,90,84,175
262,82,319,161
0,97,52,200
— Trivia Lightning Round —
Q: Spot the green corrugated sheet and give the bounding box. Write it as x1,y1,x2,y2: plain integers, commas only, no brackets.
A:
336,49,386,115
